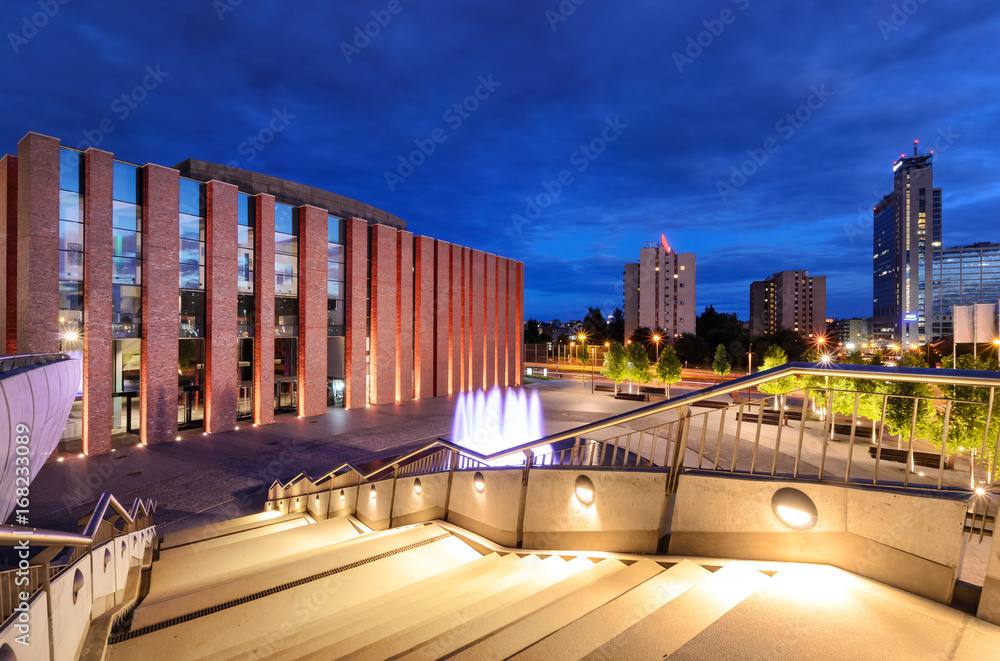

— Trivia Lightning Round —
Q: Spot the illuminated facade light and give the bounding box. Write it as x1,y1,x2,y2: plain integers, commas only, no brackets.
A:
473,471,485,493
414,478,422,495
574,475,595,506
771,487,818,531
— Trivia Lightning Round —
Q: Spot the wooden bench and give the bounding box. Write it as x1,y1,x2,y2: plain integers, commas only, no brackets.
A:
594,384,616,393
639,386,666,396
615,392,649,402
867,446,945,469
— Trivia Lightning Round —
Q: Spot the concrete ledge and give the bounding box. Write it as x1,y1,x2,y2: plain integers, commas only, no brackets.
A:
522,529,659,554
447,509,517,548
392,506,446,528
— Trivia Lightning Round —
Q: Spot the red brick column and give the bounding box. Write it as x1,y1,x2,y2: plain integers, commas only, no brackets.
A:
470,250,485,390
485,254,497,389
506,259,517,387
0,154,16,354
254,194,275,425
344,217,368,408
83,148,113,455
413,236,435,399
465,248,473,389
396,231,414,401
434,240,451,396
298,205,328,417
205,181,238,433
140,164,179,445
370,224,397,405
16,133,59,354
516,261,524,385
450,244,464,394
497,257,508,388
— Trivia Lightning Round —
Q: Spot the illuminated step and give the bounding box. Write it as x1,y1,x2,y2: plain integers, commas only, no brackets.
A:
109,532,481,661
582,562,771,660
454,557,666,660
159,511,308,550
132,522,447,629
397,557,624,660
510,559,711,660
321,555,577,661
159,514,310,556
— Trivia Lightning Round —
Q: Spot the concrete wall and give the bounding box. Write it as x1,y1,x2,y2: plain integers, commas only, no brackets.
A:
0,591,49,661
391,472,449,527
980,518,1000,625
522,470,668,553
668,473,968,604
447,469,523,548
355,479,395,531
50,554,93,661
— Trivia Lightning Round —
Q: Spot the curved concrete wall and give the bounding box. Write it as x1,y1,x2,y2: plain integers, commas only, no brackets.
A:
0,357,80,520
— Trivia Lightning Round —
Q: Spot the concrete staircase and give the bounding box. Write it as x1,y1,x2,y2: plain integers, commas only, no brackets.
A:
105,515,1000,661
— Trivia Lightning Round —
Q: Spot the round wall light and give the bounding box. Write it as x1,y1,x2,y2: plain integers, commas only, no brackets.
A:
340,489,345,500
770,487,818,531
414,478,422,495
369,484,377,500
574,475,595,506
473,471,485,493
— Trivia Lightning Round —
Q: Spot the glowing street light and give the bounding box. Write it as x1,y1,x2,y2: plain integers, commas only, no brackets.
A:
651,333,662,361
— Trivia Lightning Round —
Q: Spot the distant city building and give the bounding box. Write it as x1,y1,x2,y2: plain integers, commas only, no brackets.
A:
872,142,942,345
623,235,696,341
749,270,827,338
929,243,1000,339
829,317,873,348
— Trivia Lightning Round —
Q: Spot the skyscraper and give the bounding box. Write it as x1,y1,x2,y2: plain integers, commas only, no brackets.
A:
872,142,942,346
749,270,827,338
623,235,696,341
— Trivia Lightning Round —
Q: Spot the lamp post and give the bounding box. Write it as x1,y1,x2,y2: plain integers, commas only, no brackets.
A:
652,333,661,362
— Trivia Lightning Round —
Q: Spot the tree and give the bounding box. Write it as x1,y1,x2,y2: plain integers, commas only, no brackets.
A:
698,305,748,366
576,342,590,363
523,318,541,344
935,354,1000,470
629,326,652,346
626,341,651,393
601,341,628,394
712,344,731,377
675,332,710,365
607,307,625,344
582,307,608,342
756,345,795,408
655,345,683,398
883,353,937,446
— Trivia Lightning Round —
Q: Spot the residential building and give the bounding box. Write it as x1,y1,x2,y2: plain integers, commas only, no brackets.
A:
828,317,873,348
623,236,696,340
749,270,827,338
872,142,942,345
0,132,523,455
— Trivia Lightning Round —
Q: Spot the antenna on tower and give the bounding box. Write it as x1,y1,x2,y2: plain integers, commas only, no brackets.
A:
914,140,918,156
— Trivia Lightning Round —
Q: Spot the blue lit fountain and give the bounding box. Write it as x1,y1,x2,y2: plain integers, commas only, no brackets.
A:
450,387,551,466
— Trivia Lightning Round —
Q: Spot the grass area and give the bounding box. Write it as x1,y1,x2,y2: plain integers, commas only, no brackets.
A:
523,373,559,380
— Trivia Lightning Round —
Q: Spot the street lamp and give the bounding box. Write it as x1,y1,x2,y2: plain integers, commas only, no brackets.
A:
651,333,662,362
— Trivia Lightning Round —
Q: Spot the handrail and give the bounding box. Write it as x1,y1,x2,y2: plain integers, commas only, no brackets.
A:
0,493,157,547
267,362,1000,491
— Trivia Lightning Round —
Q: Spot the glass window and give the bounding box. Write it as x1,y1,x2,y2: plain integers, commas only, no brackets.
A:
327,262,343,282
275,204,296,235
59,250,83,281
59,148,83,192
327,280,341,298
113,257,141,285
238,294,255,337
238,225,254,250
112,161,140,203
275,233,298,256
179,213,205,241
112,201,141,230
327,243,344,263
179,263,206,290
59,220,84,252
59,191,83,222
180,238,205,265
59,281,83,312
238,194,255,227
327,216,343,244
178,179,203,216
179,290,206,337
113,285,141,338
113,228,141,258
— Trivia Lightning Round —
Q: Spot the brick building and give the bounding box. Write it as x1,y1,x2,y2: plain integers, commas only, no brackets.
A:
0,132,523,455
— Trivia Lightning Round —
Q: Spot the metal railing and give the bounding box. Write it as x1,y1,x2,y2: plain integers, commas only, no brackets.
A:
270,363,1000,528
0,492,156,625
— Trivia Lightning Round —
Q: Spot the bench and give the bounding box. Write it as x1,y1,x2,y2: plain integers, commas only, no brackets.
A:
594,384,616,393
639,386,666,396
615,393,649,402
867,446,946,469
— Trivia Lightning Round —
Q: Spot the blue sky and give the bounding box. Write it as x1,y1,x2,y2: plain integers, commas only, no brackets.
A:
2,0,999,323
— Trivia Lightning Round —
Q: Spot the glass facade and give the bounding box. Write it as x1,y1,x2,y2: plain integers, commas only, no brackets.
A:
328,215,346,407
58,147,84,441
112,160,143,436
931,244,1000,339
274,203,298,411
238,193,255,420
178,178,206,428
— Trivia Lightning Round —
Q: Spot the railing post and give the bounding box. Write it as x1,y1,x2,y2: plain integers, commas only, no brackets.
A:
442,449,460,520
387,465,400,527
904,398,919,487
873,394,888,485
731,403,745,472
845,392,860,483
669,405,692,493
937,400,952,490
515,450,534,549
794,389,810,478
818,389,832,480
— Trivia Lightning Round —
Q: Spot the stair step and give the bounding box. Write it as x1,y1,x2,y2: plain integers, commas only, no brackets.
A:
132,523,445,629
397,557,624,660
159,511,304,549
276,554,543,660
454,557,665,660
510,559,711,660
320,555,577,661
583,562,771,660
159,517,309,556
109,534,482,661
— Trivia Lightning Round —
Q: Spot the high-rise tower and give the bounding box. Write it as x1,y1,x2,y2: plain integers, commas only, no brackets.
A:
872,141,942,346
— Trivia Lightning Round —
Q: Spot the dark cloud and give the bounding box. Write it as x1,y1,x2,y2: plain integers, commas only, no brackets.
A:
2,0,999,322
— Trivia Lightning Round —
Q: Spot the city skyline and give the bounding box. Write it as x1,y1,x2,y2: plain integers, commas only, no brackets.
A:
2,2,999,322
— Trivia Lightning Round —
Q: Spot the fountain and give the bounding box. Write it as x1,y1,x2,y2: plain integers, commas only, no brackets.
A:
451,387,550,466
